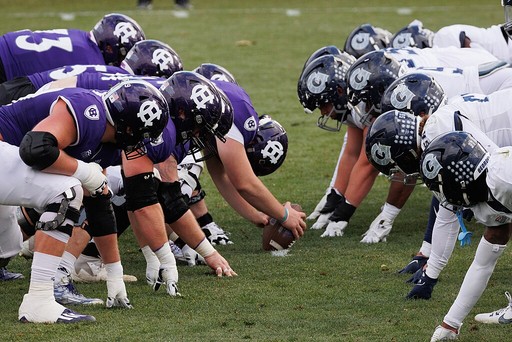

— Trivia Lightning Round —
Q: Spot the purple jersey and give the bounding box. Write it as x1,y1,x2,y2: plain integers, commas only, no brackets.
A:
28,65,126,90
76,72,165,91
0,87,115,167
0,29,104,80
212,80,259,147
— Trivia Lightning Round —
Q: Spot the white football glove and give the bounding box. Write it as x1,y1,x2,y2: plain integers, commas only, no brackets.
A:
152,268,181,297
307,192,329,221
321,220,348,237
311,213,331,230
73,160,107,196
181,245,206,266
106,278,133,309
360,212,394,244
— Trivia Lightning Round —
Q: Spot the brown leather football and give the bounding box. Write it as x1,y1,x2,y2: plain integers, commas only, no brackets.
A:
262,204,303,251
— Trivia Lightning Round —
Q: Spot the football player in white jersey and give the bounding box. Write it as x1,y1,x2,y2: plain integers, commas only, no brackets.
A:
421,131,512,341
367,86,512,301
300,47,512,240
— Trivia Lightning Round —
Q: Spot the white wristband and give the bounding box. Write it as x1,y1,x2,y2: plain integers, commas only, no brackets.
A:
195,238,216,258
72,160,89,182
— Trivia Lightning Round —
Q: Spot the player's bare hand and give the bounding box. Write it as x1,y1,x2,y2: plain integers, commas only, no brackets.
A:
205,251,237,277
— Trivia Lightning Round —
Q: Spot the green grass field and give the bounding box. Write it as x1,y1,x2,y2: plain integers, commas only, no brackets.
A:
1,1,512,341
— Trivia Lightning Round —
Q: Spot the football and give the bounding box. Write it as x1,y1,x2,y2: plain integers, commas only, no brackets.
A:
262,204,304,251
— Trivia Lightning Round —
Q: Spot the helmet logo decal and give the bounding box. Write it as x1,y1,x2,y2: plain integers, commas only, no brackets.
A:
351,32,370,50
392,33,412,48
211,74,230,82
138,100,163,127
371,143,392,166
190,84,215,109
306,71,328,94
113,22,139,44
422,153,442,179
261,141,285,164
152,48,175,70
84,105,100,120
349,67,371,90
390,83,415,109
244,117,257,131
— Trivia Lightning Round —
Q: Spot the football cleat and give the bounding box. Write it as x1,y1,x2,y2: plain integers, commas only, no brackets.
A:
406,271,438,300
474,291,512,324
19,293,96,323
54,269,104,306
72,255,137,283
19,236,35,259
0,267,24,281
398,255,429,274
202,222,233,245
430,325,459,341
20,308,96,324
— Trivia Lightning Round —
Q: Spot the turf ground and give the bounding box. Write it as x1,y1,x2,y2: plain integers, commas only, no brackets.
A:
1,1,511,341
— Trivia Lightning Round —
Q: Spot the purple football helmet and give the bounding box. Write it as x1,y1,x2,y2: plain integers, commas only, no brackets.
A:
246,115,288,176
103,79,169,158
121,39,183,78
193,63,238,84
159,71,229,161
91,13,146,66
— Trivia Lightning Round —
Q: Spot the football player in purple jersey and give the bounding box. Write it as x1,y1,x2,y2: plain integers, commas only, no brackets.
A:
0,13,145,83
0,79,169,323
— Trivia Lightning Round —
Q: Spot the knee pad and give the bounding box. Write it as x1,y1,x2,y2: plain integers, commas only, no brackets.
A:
35,186,83,236
83,193,117,237
16,207,41,237
158,181,189,223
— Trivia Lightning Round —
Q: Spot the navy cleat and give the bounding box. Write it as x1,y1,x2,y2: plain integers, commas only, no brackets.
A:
406,271,438,300
398,255,428,274
0,267,24,281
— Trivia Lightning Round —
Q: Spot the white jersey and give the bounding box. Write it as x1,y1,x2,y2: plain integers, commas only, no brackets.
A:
383,46,498,68
422,89,512,226
422,88,512,151
472,146,512,226
433,24,512,64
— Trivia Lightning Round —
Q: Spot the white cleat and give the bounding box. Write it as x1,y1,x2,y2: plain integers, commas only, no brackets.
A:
475,291,512,324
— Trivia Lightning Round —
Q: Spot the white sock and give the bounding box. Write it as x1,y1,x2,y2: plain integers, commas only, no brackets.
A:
154,243,177,271
381,202,401,222
141,245,160,271
444,237,506,329
419,241,431,258
425,208,460,279
31,252,62,285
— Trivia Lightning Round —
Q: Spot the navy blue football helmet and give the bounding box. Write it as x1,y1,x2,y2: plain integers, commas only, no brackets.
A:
103,79,169,158
160,71,228,161
301,45,344,73
246,115,288,177
390,20,435,49
346,50,407,126
380,72,447,116
193,63,238,84
365,110,422,184
420,131,490,209
344,24,392,59
91,13,145,67
121,39,183,78
297,53,356,131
